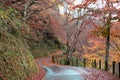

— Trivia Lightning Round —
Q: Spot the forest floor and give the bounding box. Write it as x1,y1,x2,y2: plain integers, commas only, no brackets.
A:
30,50,120,80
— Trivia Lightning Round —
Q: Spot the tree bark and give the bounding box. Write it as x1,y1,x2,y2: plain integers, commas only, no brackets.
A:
105,14,111,71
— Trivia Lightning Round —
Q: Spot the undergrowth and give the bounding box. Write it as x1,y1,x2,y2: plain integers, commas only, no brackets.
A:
30,38,65,58
0,4,37,80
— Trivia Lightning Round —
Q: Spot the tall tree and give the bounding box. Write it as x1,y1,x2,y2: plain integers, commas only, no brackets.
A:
69,0,120,70
60,0,91,65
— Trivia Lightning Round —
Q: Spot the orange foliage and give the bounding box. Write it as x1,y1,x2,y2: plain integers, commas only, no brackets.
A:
111,22,120,37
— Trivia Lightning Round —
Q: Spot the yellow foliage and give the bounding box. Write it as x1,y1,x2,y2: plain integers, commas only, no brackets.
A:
51,0,56,2
0,10,8,18
83,53,102,61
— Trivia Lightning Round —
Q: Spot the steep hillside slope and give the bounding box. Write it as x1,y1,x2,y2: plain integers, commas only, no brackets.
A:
0,4,37,80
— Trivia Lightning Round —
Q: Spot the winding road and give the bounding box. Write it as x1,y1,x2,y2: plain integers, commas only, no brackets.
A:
37,57,88,80
36,51,120,80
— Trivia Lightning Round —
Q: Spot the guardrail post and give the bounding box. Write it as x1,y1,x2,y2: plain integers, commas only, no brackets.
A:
83,58,86,67
52,56,55,63
63,58,65,65
94,60,97,68
99,60,101,69
112,61,116,74
56,57,58,64
76,58,79,66
91,60,93,68
72,58,74,66
118,62,120,77
60,59,62,64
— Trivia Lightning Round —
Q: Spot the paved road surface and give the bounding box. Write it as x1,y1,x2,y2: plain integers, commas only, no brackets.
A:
37,56,120,80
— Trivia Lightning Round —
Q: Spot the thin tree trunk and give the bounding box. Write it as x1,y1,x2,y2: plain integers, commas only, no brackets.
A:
105,14,111,71
65,21,84,65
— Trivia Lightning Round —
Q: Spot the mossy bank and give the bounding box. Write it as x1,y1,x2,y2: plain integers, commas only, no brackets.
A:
0,4,38,80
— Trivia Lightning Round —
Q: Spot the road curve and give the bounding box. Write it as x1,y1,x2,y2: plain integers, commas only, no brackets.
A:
36,56,120,80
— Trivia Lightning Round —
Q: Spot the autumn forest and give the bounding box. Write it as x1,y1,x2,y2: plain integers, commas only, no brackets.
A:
0,0,120,80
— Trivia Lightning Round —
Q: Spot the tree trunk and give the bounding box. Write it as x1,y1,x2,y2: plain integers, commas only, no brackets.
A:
66,47,74,65
65,41,70,65
65,41,75,65
105,23,110,71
